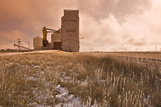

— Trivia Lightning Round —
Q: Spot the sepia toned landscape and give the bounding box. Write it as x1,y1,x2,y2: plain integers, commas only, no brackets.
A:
0,0,161,107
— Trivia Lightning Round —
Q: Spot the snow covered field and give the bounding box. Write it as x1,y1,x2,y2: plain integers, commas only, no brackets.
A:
0,51,160,106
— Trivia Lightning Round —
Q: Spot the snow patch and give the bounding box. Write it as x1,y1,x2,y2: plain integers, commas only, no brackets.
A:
55,85,81,107
26,76,39,81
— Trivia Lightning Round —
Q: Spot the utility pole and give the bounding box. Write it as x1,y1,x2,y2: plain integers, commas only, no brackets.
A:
17,39,21,50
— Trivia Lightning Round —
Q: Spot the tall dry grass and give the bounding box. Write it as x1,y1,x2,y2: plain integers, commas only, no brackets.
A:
0,53,160,106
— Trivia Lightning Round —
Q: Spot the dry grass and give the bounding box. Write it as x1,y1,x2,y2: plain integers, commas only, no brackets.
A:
0,52,160,106
105,52,161,60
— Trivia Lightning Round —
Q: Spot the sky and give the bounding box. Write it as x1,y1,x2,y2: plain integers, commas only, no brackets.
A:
0,0,161,51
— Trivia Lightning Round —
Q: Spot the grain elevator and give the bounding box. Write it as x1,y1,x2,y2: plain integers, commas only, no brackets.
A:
61,10,79,52
33,10,80,52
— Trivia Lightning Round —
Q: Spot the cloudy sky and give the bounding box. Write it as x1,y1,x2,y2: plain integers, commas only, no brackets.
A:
0,0,161,51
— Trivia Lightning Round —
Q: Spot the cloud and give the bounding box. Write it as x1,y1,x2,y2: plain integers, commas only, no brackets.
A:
80,0,161,51
0,0,160,51
79,0,152,21
126,38,146,46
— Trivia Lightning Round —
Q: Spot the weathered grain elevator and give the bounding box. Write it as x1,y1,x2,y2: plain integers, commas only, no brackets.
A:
61,10,79,52
33,10,80,52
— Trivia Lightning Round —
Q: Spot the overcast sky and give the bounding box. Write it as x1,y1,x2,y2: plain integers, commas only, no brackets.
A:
0,0,161,51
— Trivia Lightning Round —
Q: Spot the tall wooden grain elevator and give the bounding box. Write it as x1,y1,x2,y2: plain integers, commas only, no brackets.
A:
61,10,79,52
